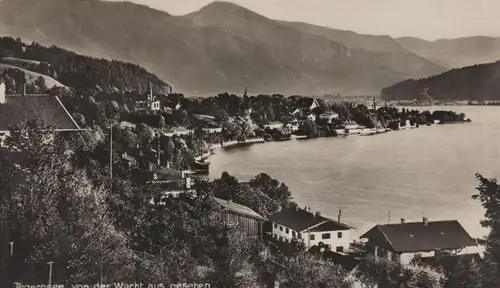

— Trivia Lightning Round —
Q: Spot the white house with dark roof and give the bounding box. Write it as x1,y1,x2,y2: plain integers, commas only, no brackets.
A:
359,218,478,266
268,206,353,253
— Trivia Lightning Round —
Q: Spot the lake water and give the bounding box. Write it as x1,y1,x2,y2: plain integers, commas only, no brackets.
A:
209,106,499,238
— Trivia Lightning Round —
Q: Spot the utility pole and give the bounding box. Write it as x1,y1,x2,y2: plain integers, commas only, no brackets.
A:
99,238,103,286
47,261,53,285
8,242,13,256
110,126,113,180
160,248,164,284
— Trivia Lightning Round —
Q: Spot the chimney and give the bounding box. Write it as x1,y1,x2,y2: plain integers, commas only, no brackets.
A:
295,205,299,211
338,209,342,223
0,82,5,104
423,217,428,226
401,218,405,224
304,205,308,211
315,211,321,217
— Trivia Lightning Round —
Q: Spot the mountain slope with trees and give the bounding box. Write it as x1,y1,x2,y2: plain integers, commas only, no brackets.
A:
0,0,444,95
0,37,168,95
381,60,500,101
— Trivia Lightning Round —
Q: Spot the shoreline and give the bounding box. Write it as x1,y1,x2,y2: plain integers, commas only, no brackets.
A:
194,121,470,162
194,138,266,161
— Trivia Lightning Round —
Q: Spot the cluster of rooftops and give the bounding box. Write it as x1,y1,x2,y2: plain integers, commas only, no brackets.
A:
0,82,480,270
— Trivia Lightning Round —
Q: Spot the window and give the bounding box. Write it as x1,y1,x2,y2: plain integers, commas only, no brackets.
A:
322,233,331,240
279,236,283,242
279,226,283,231
310,234,315,240
273,234,277,239
285,228,289,234
336,246,344,253
337,232,343,239
292,231,296,237
274,224,277,229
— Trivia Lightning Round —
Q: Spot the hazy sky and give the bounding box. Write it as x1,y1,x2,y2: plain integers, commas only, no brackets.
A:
106,0,500,40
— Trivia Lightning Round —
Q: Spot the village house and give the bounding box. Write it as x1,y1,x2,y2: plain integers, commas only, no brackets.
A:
163,127,193,136
319,112,339,123
359,218,478,266
290,98,320,119
203,127,223,133
0,81,82,146
214,198,267,240
284,120,301,132
147,162,196,202
263,122,284,130
268,206,353,253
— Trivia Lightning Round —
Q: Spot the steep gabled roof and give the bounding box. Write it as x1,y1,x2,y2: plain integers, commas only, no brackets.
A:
268,207,351,232
360,220,476,253
309,221,352,232
215,197,266,221
0,95,80,131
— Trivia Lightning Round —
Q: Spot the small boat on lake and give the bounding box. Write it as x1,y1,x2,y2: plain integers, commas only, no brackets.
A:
193,159,210,171
292,134,309,140
273,134,292,141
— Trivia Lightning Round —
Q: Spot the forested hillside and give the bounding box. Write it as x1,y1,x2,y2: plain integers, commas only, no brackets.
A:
381,60,500,101
0,37,169,95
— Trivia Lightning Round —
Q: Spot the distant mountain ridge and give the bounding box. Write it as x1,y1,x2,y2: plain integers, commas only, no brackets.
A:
397,36,500,68
381,60,500,101
0,0,446,96
0,0,498,96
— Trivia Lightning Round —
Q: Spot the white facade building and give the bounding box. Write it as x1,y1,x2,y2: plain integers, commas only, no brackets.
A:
360,218,478,266
263,122,284,130
319,112,339,122
285,121,301,132
269,206,353,253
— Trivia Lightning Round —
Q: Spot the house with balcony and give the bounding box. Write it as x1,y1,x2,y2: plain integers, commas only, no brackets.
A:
359,218,478,266
268,206,353,253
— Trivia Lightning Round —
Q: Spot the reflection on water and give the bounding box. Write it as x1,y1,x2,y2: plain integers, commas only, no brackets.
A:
209,106,499,238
